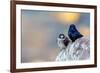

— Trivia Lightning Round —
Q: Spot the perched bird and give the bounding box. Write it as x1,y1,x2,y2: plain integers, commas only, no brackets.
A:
68,24,83,42
57,34,70,50
56,34,70,61
56,25,90,61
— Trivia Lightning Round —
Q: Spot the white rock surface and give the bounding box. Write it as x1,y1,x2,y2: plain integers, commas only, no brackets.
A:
56,37,90,61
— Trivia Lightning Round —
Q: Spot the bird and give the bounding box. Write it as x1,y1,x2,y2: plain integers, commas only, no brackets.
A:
57,34,70,50
68,24,83,42
56,34,70,61
56,25,89,61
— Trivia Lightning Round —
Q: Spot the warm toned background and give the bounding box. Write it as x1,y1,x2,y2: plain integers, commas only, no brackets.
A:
21,10,90,63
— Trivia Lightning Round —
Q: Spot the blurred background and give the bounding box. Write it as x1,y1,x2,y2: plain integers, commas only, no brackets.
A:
21,10,90,63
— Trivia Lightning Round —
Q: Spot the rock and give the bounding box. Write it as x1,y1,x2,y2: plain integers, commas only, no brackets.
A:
56,37,90,61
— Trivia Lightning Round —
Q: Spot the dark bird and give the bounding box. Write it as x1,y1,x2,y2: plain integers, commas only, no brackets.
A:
57,34,70,49
68,24,83,42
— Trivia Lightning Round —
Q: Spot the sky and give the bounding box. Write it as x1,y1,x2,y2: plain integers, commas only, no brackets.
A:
21,9,90,63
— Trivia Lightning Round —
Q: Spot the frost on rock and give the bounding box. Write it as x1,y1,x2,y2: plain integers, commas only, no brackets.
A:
56,37,90,61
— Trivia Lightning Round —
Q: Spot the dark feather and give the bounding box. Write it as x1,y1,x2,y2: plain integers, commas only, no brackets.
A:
63,37,70,47
68,24,83,42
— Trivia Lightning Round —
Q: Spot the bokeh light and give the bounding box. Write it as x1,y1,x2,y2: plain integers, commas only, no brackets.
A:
55,12,80,24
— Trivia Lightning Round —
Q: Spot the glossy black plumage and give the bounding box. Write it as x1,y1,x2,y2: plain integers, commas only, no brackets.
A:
63,37,70,47
68,24,83,42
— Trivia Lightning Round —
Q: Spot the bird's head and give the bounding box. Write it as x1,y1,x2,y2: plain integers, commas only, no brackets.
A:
57,34,70,48
58,34,65,39
69,24,77,32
